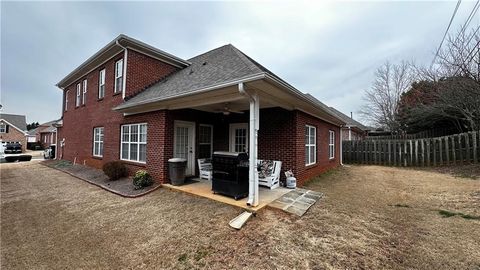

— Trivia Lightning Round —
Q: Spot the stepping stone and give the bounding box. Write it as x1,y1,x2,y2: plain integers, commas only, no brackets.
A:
285,205,307,216
268,188,324,217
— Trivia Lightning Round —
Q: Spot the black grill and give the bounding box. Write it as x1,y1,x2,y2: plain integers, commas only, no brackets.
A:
212,151,249,200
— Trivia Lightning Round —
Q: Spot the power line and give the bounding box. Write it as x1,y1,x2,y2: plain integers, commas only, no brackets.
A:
455,0,480,41
431,0,463,68
454,38,480,76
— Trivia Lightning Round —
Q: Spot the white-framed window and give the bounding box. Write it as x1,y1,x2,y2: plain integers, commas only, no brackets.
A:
76,83,81,107
305,125,316,166
44,135,47,143
0,123,6,133
98,69,105,99
329,130,335,159
198,124,213,158
65,90,69,111
93,127,104,157
120,123,147,163
114,59,123,94
82,79,87,105
229,123,248,153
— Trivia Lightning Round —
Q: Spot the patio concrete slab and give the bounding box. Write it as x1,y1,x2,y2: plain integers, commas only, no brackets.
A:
163,179,291,212
268,188,324,216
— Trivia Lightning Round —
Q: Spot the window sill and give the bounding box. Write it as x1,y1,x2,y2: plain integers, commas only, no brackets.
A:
92,156,103,160
97,97,104,101
121,160,147,167
305,163,318,169
113,92,122,96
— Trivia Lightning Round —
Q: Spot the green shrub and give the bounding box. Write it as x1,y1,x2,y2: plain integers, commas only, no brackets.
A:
102,161,128,181
133,170,153,190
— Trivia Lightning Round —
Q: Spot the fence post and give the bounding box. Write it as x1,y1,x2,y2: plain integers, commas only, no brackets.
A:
373,140,377,165
388,140,392,166
445,136,450,165
465,133,471,163
426,139,431,166
473,131,478,163
451,136,456,165
458,135,464,164
415,140,418,166
420,139,425,167
393,141,397,166
439,138,443,165
410,140,413,166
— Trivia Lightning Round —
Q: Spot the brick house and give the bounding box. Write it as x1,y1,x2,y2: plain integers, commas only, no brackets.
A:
31,120,61,149
56,35,346,206
0,113,27,152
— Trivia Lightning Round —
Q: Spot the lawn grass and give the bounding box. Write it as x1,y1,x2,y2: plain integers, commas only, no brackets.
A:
438,209,480,220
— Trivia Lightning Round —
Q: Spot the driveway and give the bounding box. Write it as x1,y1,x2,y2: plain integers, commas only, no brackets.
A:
1,161,479,269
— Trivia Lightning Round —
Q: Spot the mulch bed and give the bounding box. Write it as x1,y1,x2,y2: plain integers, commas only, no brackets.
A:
42,160,161,197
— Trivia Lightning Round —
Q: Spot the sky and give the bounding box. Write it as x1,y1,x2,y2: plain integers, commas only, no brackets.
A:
1,1,479,125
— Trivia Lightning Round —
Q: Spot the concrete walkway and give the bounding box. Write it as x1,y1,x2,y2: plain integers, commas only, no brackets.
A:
268,188,323,216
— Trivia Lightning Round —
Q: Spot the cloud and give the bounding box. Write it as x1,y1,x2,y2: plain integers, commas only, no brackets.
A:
1,1,477,125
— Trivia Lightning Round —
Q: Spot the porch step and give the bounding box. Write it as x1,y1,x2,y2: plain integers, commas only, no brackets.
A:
229,211,253,230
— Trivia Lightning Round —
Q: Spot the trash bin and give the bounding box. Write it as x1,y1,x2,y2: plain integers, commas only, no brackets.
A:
168,158,187,186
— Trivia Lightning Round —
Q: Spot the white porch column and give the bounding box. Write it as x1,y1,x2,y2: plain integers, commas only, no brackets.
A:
239,83,259,207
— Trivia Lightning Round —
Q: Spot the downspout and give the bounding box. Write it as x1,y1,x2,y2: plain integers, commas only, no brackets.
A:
115,40,128,99
54,128,58,160
340,125,344,165
239,82,259,207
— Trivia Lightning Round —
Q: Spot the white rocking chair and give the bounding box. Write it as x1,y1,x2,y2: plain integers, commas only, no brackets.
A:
197,158,213,181
257,159,282,189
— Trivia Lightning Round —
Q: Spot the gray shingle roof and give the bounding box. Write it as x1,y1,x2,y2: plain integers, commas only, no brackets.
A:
327,106,367,130
0,113,27,131
119,44,264,108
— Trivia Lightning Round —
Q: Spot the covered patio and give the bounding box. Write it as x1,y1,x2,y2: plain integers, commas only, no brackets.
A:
163,179,292,212
116,67,343,208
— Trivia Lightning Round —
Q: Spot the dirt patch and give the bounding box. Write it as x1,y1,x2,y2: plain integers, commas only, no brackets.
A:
42,160,160,197
1,162,479,269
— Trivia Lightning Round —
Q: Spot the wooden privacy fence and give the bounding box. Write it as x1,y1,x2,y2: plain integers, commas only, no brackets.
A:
343,131,479,166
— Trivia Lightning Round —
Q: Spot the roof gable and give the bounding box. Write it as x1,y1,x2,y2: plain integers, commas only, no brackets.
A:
0,113,27,131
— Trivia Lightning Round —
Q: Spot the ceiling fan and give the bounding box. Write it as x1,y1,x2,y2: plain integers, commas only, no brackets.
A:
213,103,244,115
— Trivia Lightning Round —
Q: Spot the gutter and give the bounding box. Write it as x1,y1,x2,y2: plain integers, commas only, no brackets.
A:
113,73,266,111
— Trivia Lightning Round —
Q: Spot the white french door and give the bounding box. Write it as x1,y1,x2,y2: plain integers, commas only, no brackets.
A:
174,121,196,176
229,123,248,153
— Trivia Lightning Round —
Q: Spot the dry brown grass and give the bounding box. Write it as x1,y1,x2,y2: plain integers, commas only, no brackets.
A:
1,162,479,269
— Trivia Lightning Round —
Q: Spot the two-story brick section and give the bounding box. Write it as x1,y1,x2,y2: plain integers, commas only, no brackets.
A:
56,35,346,206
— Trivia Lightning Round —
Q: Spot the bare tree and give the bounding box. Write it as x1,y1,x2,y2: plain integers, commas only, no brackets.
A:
359,61,415,132
437,27,480,82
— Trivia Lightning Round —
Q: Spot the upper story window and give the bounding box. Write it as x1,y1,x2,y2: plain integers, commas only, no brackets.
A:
114,59,123,94
329,130,335,159
76,83,81,107
305,125,316,166
82,79,87,105
65,90,69,111
98,69,105,99
0,123,6,133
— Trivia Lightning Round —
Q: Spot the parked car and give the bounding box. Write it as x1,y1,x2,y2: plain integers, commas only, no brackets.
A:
4,142,22,154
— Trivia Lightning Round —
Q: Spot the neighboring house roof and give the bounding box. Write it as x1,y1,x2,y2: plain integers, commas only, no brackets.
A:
37,119,61,134
114,44,345,126
0,113,27,131
56,34,191,89
27,127,38,136
327,107,368,131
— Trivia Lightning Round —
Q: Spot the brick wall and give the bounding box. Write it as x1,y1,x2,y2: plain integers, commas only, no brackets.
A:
294,111,341,185
164,108,340,186
58,49,179,180
40,132,57,149
125,50,178,98
0,120,26,152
